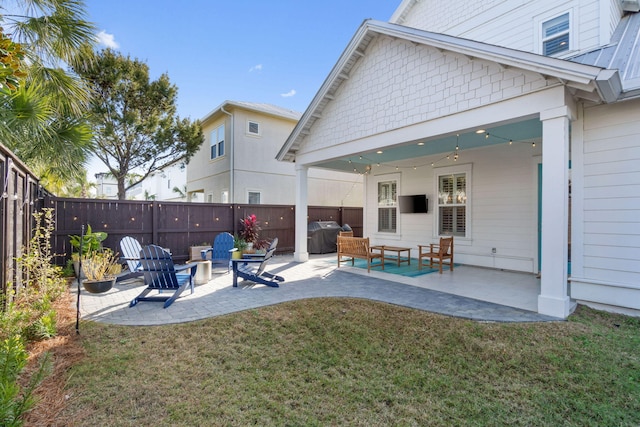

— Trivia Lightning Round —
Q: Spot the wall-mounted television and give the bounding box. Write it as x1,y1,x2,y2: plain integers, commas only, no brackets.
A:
399,194,428,213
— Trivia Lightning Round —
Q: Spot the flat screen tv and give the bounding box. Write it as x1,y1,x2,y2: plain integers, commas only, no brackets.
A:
399,195,428,213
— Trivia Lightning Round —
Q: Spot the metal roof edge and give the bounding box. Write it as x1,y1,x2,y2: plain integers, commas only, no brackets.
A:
595,69,623,103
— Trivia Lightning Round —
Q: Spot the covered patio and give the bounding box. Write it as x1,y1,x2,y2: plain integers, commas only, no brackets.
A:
278,20,621,319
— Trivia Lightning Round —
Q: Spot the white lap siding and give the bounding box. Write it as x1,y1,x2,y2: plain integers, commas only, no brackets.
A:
572,99,640,313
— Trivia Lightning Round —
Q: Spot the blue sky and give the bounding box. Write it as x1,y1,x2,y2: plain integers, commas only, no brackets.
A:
86,0,400,119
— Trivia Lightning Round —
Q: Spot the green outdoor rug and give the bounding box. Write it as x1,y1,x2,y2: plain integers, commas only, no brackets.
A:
336,257,454,277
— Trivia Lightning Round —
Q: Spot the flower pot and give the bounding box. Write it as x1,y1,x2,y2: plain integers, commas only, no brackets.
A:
82,278,115,294
231,251,242,260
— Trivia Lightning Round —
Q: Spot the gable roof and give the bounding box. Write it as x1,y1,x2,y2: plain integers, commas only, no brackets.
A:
277,19,620,162
201,100,301,125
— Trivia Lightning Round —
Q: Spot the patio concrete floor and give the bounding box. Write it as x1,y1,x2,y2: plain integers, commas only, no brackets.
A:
75,254,560,326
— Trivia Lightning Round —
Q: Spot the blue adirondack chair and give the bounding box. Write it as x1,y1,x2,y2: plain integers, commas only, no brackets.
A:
200,232,236,271
231,245,284,288
130,245,198,308
117,236,143,282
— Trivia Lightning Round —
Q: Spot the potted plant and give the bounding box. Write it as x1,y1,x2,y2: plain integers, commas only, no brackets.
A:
239,214,262,253
81,248,122,293
69,224,108,278
232,234,247,259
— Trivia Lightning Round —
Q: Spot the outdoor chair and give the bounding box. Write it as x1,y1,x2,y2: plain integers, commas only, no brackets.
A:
231,245,284,288
117,236,144,282
200,232,236,272
130,245,198,308
418,237,454,273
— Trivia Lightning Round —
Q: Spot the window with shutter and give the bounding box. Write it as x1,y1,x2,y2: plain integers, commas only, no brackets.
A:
377,180,397,233
436,166,470,237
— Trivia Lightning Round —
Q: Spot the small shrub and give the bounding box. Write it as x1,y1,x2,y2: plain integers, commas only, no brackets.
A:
0,335,52,427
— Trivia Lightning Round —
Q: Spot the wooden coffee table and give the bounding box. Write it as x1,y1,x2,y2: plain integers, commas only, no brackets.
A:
370,245,411,266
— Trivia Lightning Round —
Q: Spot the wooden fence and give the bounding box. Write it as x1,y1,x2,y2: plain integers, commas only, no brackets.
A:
0,143,46,305
45,197,362,265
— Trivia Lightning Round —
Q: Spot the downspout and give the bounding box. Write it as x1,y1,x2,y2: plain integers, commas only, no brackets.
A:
220,106,234,202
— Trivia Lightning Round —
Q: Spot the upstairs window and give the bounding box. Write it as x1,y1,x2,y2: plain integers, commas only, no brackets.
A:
248,191,261,204
210,124,225,160
542,13,570,56
247,120,260,136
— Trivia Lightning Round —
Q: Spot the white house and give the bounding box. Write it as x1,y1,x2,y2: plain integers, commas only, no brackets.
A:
94,162,187,201
278,0,640,318
187,100,362,206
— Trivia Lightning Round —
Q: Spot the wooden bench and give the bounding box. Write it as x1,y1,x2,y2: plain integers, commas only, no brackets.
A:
337,236,384,273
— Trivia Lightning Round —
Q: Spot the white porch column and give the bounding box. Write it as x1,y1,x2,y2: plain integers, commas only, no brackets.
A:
294,164,309,262
538,107,572,318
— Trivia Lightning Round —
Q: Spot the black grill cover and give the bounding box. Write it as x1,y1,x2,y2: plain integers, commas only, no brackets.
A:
307,221,342,254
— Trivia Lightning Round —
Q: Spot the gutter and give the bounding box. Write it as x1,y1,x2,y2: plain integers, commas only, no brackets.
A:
221,106,234,203
594,69,623,103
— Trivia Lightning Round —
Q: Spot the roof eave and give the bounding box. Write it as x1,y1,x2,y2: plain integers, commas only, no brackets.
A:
278,20,618,162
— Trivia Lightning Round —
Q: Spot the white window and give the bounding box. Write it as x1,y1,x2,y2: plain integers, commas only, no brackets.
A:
542,13,570,56
210,124,225,160
221,190,229,204
248,191,261,204
207,193,213,203
435,165,471,238
247,120,260,136
377,180,397,233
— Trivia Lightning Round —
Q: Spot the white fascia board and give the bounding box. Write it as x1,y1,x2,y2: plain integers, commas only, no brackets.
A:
277,21,373,161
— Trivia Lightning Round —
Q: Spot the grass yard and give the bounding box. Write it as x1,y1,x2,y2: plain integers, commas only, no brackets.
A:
44,299,640,426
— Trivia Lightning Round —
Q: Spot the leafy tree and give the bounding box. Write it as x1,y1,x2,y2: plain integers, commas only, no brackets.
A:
0,0,96,189
0,27,26,93
76,49,203,200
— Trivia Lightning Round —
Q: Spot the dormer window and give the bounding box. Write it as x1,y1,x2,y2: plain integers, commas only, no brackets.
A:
542,13,570,56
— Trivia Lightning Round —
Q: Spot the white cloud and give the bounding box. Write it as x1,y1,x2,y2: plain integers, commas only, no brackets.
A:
280,89,296,98
249,64,263,72
96,30,119,49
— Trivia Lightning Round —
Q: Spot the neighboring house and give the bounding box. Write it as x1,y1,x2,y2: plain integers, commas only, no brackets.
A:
94,162,187,201
278,0,640,318
94,172,118,199
187,101,363,206
130,162,188,202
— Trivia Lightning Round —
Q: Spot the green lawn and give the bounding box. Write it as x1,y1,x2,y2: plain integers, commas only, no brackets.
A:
59,299,640,426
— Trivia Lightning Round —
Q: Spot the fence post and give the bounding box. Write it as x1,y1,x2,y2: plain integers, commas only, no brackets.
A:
152,202,159,244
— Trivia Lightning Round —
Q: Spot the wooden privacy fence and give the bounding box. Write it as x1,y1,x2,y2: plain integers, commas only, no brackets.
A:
1,143,47,305
45,197,362,265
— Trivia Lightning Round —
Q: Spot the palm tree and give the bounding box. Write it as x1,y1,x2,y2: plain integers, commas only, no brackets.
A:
0,0,97,190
